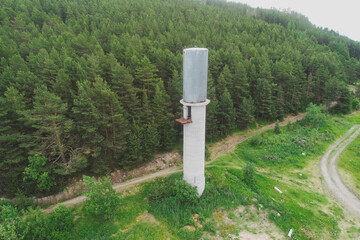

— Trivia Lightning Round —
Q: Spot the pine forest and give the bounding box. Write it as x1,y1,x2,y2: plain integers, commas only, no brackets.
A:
1,0,360,197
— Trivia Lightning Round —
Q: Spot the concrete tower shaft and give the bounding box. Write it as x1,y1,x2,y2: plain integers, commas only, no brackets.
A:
178,47,209,196
181,100,209,195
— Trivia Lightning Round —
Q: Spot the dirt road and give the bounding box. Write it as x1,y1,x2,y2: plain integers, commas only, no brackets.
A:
321,125,360,216
44,113,306,212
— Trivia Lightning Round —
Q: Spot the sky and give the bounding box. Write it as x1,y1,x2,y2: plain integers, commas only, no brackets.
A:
228,0,360,42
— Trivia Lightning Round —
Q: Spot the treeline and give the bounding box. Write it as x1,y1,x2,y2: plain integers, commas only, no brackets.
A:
1,0,360,196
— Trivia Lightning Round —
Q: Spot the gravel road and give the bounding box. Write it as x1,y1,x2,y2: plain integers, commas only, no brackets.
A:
321,125,360,216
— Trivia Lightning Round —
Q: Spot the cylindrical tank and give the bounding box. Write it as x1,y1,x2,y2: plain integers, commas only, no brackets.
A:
183,48,208,103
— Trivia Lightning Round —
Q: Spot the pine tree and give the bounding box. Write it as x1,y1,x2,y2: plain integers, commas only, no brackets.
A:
0,87,28,196
167,70,182,118
236,97,256,129
135,56,160,99
216,65,232,98
26,85,73,175
111,64,139,117
72,78,129,172
274,85,285,121
152,81,176,150
206,73,219,140
218,88,236,136
255,78,274,120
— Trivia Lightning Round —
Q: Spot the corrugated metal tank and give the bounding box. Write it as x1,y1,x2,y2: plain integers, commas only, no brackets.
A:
183,48,208,103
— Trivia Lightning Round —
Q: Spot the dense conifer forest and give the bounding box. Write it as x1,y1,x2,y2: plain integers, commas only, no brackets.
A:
1,0,360,197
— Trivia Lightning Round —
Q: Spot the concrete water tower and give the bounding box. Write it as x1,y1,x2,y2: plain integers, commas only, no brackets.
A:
176,48,210,196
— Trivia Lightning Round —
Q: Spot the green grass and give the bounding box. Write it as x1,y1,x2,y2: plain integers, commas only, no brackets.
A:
210,117,353,171
144,167,340,240
338,134,360,196
112,222,170,240
72,189,149,239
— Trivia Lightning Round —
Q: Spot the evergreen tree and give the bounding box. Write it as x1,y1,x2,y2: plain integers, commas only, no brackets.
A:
72,78,128,173
236,97,256,129
111,64,139,117
0,87,27,196
206,73,219,140
255,78,274,120
152,81,176,150
274,85,285,121
217,65,232,98
167,70,182,118
26,85,73,175
217,88,236,136
135,56,160,99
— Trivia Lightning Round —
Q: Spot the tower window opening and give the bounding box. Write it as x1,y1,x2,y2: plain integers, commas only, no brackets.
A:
187,106,191,119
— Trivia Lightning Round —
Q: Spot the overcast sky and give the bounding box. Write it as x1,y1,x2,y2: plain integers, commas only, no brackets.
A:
228,0,360,42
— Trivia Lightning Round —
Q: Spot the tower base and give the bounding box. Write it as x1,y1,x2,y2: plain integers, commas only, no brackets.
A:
181,99,210,196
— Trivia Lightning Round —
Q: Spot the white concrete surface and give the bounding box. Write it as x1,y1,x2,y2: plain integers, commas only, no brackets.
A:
182,100,209,195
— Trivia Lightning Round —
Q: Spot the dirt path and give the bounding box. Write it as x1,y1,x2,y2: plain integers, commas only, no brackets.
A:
44,113,306,212
321,125,360,216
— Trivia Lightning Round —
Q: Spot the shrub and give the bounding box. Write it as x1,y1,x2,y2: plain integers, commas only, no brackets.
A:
23,155,55,192
14,192,36,211
274,121,281,134
243,163,256,186
173,179,199,205
249,134,264,146
351,98,359,110
48,205,74,239
16,207,49,240
83,176,120,220
147,178,172,202
205,146,211,161
304,103,326,128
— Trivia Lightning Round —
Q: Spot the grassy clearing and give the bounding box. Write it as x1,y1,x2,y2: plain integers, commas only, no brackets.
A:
210,116,353,172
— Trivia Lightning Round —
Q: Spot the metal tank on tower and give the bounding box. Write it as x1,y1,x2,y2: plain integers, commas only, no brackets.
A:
176,48,210,196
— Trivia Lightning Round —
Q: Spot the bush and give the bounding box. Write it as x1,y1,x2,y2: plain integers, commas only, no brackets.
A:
23,155,55,193
205,146,211,161
147,178,172,202
14,192,36,211
16,207,49,240
173,179,199,205
351,98,359,110
249,134,264,146
274,121,281,134
304,103,326,128
48,205,74,239
243,163,256,186
83,176,120,220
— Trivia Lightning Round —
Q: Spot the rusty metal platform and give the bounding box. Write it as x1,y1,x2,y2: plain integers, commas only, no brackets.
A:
175,118,192,124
